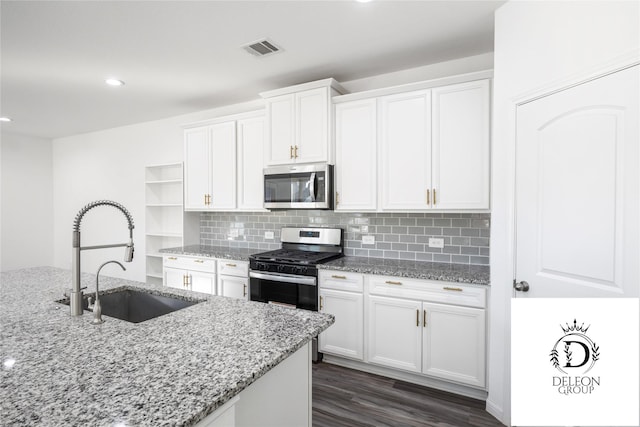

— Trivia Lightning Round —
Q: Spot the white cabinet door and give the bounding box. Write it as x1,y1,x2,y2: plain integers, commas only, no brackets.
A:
367,295,422,373
296,87,328,164
422,303,485,388
237,116,265,210
335,99,377,211
164,267,187,290
515,66,639,298
218,275,248,300
184,127,210,210
190,271,216,295
319,289,364,361
209,122,236,210
266,94,295,165
432,80,490,209
380,90,432,210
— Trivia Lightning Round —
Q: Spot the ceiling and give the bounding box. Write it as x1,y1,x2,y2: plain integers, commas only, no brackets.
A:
0,1,504,139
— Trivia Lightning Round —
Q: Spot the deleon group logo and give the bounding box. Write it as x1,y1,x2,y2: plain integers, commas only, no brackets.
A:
549,319,601,395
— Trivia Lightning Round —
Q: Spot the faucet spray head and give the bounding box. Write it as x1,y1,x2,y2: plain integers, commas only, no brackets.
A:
124,240,134,263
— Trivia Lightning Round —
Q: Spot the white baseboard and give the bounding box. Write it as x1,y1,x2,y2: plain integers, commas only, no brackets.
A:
485,398,507,426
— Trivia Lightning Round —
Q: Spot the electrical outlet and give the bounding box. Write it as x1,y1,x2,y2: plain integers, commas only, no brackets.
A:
362,235,375,245
428,237,444,249
264,231,274,239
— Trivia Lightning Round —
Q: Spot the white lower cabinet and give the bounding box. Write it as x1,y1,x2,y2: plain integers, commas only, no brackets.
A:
422,302,485,388
319,289,364,360
217,260,249,300
318,271,364,361
367,295,422,372
320,269,487,390
163,255,216,295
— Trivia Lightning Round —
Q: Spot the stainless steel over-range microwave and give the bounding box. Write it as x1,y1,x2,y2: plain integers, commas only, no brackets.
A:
263,163,333,209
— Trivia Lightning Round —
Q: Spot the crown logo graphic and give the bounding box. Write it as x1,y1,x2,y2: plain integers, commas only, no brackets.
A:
560,319,590,334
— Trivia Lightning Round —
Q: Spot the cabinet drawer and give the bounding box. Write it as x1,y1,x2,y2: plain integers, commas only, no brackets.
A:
217,260,249,277
319,270,364,292
163,255,216,273
367,275,486,309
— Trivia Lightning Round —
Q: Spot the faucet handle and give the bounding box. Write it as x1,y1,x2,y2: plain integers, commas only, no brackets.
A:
87,296,94,309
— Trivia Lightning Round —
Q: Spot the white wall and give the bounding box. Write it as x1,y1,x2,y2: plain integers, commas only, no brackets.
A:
51,100,265,282
1,131,54,271
489,1,639,425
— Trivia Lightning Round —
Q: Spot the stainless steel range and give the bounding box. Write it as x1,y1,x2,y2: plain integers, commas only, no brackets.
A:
249,227,344,360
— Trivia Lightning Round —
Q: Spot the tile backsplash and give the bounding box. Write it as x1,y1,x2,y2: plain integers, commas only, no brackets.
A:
200,211,490,265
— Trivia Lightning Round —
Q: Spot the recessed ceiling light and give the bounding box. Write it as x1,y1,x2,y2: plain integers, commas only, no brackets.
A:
0,117,12,122
105,78,125,87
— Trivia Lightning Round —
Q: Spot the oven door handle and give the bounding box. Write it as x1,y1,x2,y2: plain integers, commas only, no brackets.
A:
249,271,317,286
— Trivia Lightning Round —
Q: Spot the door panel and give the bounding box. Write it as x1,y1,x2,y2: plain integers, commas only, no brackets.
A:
296,88,328,163
190,271,216,295
319,289,364,360
184,127,210,210
380,90,431,210
210,122,236,209
367,295,422,372
267,94,295,165
515,66,639,297
237,116,265,210
432,80,490,209
423,303,485,387
335,99,377,211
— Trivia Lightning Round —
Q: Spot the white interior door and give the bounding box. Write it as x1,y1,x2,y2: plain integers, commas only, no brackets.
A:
515,65,639,298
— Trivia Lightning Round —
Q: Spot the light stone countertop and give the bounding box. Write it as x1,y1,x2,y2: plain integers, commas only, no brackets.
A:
0,267,333,426
318,256,490,285
159,245,261,261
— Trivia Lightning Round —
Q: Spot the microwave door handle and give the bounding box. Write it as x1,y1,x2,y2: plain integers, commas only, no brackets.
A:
309,172,316,202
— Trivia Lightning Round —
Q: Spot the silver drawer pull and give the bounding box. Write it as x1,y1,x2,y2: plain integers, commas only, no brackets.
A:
385,280,402,285
443,286,463,292
331,275,347,280
226,263,237,267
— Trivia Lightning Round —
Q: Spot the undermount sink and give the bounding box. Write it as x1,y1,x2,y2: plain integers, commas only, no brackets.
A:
58,287,204,323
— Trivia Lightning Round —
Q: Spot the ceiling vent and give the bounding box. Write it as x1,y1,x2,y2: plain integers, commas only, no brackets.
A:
242,39,282,57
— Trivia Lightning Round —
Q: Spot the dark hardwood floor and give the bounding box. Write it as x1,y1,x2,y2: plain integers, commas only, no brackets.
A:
312,362,503,427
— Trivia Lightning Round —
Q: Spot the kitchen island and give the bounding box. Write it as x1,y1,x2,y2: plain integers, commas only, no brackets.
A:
0,267,333,426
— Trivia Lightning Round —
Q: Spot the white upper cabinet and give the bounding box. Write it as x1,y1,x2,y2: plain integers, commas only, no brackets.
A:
237,116,265,210
334,98,377,211
355,78,491,212
209,121,236,210
266,95,296,165
184,127,211,210
184,122,236,211
380,90,432,210
184,111,265,212
431,80,490,210
262,79,344,166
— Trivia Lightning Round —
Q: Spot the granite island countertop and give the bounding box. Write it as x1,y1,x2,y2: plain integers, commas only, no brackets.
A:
318,256,490,285
0,267,333,426
159,245,261,261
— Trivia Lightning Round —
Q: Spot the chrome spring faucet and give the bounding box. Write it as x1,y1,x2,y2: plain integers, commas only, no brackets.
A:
70,200,134,316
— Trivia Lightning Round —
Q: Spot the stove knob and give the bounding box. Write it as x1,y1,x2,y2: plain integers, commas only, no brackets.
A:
258,262,268,271
277,265,286,273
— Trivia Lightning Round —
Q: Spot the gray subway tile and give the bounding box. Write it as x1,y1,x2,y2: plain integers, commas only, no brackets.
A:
451,255,470,264
400,234,416,243
391,243,408,251
433,254,451,263
470,256,490,265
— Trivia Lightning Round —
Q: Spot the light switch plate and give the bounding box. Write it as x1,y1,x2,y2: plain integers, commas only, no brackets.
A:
362,235,375,245
428,237,445,248
264,231,274,239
